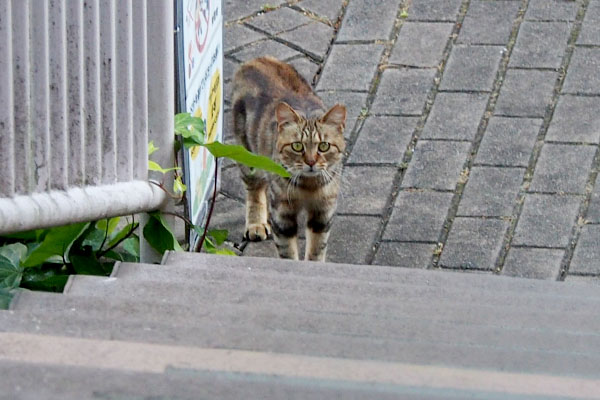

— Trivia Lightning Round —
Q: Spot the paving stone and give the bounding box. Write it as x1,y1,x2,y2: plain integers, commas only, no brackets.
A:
402,141,471,190
222,109,235,144
525,0,579,21
373,242,436,268
457,167,524,217
389,22,454,67
475,117,542,167
348,116,417,164
439,218,509,270
244,240,279,258
229,39,301,63
566,275,600,284
223,57,239,84
219,165,245,201
458,1,521,45
246,7,312,35
578,1,600,45
278,21,334,61
209,195,246,243
585,178,600,223
384,190,454,241
562,47,600,95
570,225,600,275
316,44,384,91
224,23,266,54
502,248,564,280
224,0,279,22
513,193,581,248
336,0,399,41
529,143,596,194
296,0,344,23
407,0,463,22
327,215,380,264
337,166,396,215
316,91,368,135
509,22,570,69
439,45,503,91
370,68,436,115
421,92,488,140
287,56,320,85
495,69,557,117
546,95,600,143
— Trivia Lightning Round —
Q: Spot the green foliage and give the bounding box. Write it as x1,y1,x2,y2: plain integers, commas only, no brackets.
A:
0,243,27,289
143,212,183,254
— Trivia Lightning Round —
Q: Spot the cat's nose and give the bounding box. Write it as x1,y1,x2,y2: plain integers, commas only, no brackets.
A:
306,159,317,167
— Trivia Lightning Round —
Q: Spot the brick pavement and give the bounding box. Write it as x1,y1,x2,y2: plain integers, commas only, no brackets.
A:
216,0,600,282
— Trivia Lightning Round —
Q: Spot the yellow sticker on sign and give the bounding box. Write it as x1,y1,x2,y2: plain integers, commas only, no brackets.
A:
190,107,203,160
207,69,221,143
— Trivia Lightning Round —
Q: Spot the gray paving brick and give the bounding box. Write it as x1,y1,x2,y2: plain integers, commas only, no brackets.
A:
440,218,509,270
439,45,503,91
585,178,600,223
566,275,600,284
328,215,380,264
529,143,596,194
390,22,454,67
278,21,334,61
229,39,301,63
407,0,463,22
244,240,279,258
223,57,239,84
421,92,488,140
316,44,384,91
348,116,418,164
562,47,600,95
297,0,344,23
287,56,320,85
336,0,399,41
224,24,266,54
224,0,278,22
458,1,521,45
338,166,396,215
370,68,436,115
373,242,436,268
219,166,245,200
509,22,570,69
578,1,600,45
384,190,454,241
502,248,564,280
209,195,246,243
525,0,579,21
475,117,542,167
495,69,557,117
458,167,524,217
316,91,368,135
246,7,312,35
546,95,600,144
513,194,581,247
570,225,600,275
402,140,471,190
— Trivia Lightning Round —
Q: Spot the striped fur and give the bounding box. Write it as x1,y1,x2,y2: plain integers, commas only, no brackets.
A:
232,57,346,261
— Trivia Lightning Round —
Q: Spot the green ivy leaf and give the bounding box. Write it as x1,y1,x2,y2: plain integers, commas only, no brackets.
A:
207,229,228,246
175,113,205,140
122,236,140,259
96,217,120,236
148,160,180,174
0,288,13,309
70,253,107,276
148,140,159,156
107,221,139,248
81,228,106,252
203,142,291,178
173,175,187,194
0,243,27,289
22,222,89,267
143,212,183,254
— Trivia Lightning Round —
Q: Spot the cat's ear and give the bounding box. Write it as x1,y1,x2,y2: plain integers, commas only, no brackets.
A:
320,104,346,130
276,102,301,128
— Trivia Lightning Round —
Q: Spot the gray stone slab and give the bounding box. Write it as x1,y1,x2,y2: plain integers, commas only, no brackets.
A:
336,0,399,41
457,167,524,217
421,92,488,140
458,1,521,45
209,194,246,243
475,117,542,167
502,248,564,280
223,57,239,84
278,21,334,61
578,1,600,45
384,190,454,241
586,178,600,223
495,69,557,117
224,23,266,54
338,166,396,215
570,224,600,275
390,22,454,67
229,39,301,63
244,239,279,258
439,45,503,91
513,193,581,247
327,215,380,264
546,95,600,143
371,68,436,115
348,116,417,164
439,217,509,270
529,143,596,194
566,275,600,284
297,0,345,23
224,0,277,22
407,0,463,22
373,242,436,268
402,140,471,190
245,7,313,35
316,44,384,91
509,22,570,69
287,56,320,85
525,0,579,21
562,47,600,95
316,91,368,135
219,166,245,200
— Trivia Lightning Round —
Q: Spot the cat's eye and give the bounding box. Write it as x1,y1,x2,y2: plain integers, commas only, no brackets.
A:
291,142,304,152
318,142,330,152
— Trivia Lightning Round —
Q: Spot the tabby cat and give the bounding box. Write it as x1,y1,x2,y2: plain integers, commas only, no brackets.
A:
232,56,346,261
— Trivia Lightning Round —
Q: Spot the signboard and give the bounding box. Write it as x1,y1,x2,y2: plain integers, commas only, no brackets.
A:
176,0,223,247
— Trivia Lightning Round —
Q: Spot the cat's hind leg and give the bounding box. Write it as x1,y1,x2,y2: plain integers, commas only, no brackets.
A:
242,171,271,241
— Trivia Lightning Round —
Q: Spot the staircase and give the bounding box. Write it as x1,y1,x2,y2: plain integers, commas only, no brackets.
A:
1,252,600,399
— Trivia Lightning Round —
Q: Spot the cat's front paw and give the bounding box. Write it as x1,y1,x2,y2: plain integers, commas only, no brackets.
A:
244,223,271,241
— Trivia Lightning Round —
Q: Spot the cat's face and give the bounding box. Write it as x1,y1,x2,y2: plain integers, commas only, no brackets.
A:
275,103,346,179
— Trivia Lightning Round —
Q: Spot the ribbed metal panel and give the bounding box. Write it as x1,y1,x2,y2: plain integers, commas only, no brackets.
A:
0,1,172,233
